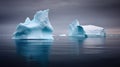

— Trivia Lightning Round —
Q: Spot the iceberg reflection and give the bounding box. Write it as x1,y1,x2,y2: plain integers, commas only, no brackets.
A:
15,40,53,67
69,36,86,44
69,36,106,54
68,36,86,55
83,37,106,54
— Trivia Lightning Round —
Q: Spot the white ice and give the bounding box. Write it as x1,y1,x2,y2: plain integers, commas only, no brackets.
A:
12,9,54,39
82,25,106,37
68,19,106,37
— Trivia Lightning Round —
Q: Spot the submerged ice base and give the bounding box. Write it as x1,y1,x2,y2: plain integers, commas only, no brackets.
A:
13,9,54,39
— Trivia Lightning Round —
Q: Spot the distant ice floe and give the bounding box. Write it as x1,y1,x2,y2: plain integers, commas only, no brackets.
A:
59,34,66,36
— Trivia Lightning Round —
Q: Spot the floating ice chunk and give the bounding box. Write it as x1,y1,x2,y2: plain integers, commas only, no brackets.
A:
59,34,66,36
68,19,86,37
13,9,54,39
82,25,106,37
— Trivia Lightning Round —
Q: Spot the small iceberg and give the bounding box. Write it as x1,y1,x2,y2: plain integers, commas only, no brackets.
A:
68,19,106,37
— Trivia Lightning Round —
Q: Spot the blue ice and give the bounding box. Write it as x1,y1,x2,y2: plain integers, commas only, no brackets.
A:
68,19,87,37
12,9,54,39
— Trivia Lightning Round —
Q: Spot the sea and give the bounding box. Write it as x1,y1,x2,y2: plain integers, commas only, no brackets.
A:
0,35,120,67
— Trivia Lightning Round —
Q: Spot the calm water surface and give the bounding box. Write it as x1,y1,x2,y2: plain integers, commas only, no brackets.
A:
0,36,120,67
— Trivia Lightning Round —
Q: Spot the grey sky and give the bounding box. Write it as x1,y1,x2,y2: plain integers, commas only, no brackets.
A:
0,0,120,35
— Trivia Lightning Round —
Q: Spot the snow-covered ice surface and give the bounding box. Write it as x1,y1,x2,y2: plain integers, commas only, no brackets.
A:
12,9,54,39
82,25,106,37
68,19,87,37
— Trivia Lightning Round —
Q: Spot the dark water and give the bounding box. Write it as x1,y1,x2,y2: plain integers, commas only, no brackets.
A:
0,36,120,67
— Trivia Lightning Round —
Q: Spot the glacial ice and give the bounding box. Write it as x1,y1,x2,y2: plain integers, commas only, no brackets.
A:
68,19,86,37
12,9,54,39
68,19,106,37
82,25,106,37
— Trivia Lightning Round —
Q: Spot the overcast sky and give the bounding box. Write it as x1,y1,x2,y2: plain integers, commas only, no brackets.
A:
0,0,120,35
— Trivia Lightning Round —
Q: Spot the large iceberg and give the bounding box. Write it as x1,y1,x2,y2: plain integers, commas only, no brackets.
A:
68,19,106,37
68,19,87,37
82,25,106,37
13,9,54,39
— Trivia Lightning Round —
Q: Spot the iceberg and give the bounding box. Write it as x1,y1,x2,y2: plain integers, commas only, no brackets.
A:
82,25,106,37
13,9,54,39
68,19,106,37
68,19,87,37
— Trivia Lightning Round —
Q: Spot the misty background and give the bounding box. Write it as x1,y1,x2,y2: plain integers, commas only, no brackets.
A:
0,0,120,36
